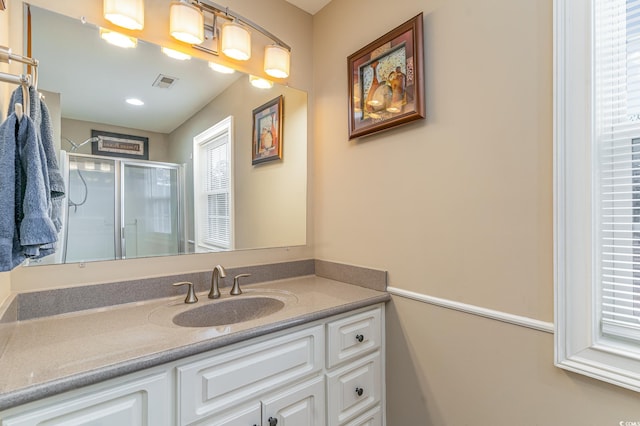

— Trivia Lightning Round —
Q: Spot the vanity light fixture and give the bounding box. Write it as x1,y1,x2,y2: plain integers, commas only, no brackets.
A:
161,47,191,61
208,62,235,74
170,1,292,79
249,75,273,89
104,0,292,78
170,0,205,45
103,0,144,30
264,44,290,78
99,28,137,48
221,21,251,60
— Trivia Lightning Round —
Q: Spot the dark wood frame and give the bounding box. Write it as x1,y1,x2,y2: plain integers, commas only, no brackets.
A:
252,95,284,165
91,130,149,160
347,13,425,139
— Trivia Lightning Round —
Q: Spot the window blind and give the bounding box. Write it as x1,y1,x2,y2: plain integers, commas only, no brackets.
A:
199,134,231,249
598,0,640,339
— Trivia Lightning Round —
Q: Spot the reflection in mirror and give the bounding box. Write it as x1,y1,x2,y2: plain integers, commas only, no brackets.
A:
27,5,307,266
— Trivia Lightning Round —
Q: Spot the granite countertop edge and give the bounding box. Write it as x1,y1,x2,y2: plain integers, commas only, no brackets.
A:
0,291,390,411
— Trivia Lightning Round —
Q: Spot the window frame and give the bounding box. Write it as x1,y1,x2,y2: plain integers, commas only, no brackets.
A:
555,0,640,391
192,116,235,252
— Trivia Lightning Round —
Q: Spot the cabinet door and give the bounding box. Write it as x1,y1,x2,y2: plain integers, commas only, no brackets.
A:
1,372,170,426
178,325,323,425
190,402,261,426
261,376,325,426
326,352,381,426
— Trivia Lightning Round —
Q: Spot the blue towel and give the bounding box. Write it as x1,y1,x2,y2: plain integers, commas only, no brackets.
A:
9,87,65,232
0,112,58,271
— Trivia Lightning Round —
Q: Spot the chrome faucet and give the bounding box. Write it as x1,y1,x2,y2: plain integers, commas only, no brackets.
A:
209,265,227,299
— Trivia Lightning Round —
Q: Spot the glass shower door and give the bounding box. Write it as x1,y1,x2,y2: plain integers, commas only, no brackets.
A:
122,162,182,259
65,155,118,262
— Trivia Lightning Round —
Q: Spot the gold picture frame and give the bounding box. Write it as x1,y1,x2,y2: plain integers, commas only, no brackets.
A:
252,95,284,165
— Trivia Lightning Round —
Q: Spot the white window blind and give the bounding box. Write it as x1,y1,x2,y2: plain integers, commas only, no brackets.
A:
193,117,234,252
202,137,231,248
597,0,640,340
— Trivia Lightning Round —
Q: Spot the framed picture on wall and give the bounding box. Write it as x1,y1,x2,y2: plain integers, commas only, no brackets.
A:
91,130,149,160
347,13,425,139
252,95,284,165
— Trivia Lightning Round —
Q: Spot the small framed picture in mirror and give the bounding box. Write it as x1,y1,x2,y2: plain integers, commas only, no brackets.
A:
252,95,283,165
91,130,149,160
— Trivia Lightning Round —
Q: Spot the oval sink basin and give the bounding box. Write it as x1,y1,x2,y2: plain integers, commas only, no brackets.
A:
172,297,285,327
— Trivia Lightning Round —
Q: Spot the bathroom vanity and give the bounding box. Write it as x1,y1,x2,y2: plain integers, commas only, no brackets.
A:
0,276,389,425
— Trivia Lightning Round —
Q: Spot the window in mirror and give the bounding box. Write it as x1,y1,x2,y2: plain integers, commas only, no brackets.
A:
194,117,234,251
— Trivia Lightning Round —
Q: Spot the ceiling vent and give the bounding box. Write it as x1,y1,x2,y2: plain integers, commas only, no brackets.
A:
152,74,178,89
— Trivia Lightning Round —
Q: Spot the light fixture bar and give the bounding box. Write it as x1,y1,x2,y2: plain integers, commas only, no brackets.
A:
196,0,291,52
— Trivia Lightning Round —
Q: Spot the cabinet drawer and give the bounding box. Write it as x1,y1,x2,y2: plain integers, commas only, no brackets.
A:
177,325,323,425
326,307,381,368
343,405,382,426
1,372,170,426
326,351,382,426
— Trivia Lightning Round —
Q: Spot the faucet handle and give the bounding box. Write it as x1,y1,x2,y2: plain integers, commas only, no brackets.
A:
230,273,251,296
173,281,198,304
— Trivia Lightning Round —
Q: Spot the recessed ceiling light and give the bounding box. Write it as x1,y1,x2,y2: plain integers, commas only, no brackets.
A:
126,98,144,106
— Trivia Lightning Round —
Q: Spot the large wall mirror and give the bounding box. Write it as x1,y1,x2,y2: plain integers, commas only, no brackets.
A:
26,5,307,266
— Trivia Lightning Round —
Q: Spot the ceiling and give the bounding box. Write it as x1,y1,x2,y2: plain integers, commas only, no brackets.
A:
285,0,331,15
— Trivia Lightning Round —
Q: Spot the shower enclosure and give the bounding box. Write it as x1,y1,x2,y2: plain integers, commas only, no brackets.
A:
60,151,186,263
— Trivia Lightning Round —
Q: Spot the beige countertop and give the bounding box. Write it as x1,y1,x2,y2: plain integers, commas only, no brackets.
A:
0,275,389,410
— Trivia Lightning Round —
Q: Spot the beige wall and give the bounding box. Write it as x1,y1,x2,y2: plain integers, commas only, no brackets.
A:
169,77,307,250
7,0,313,291
313,0,639,423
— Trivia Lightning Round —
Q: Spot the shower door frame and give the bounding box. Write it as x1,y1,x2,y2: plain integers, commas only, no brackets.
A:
62,151,186,263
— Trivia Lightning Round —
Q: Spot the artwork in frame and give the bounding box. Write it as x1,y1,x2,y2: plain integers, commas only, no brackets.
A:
91,130,149,160
347,13,425,139
252,95,284,165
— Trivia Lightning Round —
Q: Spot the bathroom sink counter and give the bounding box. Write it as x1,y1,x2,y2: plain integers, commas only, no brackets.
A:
0,275,389,410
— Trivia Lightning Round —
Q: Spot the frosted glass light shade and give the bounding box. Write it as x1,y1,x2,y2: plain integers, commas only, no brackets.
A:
264,45,290,79
221,22,251,61
104,0,144,30
170,1,204,45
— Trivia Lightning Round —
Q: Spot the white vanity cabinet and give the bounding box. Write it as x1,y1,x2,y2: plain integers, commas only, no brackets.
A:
0,371,171,426
0,304,385,426
325,307,383,426
177,325,325,425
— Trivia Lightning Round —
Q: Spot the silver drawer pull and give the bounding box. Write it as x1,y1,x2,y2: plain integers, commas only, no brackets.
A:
355,334,364,343
268,417,278,426
355,387,364,396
